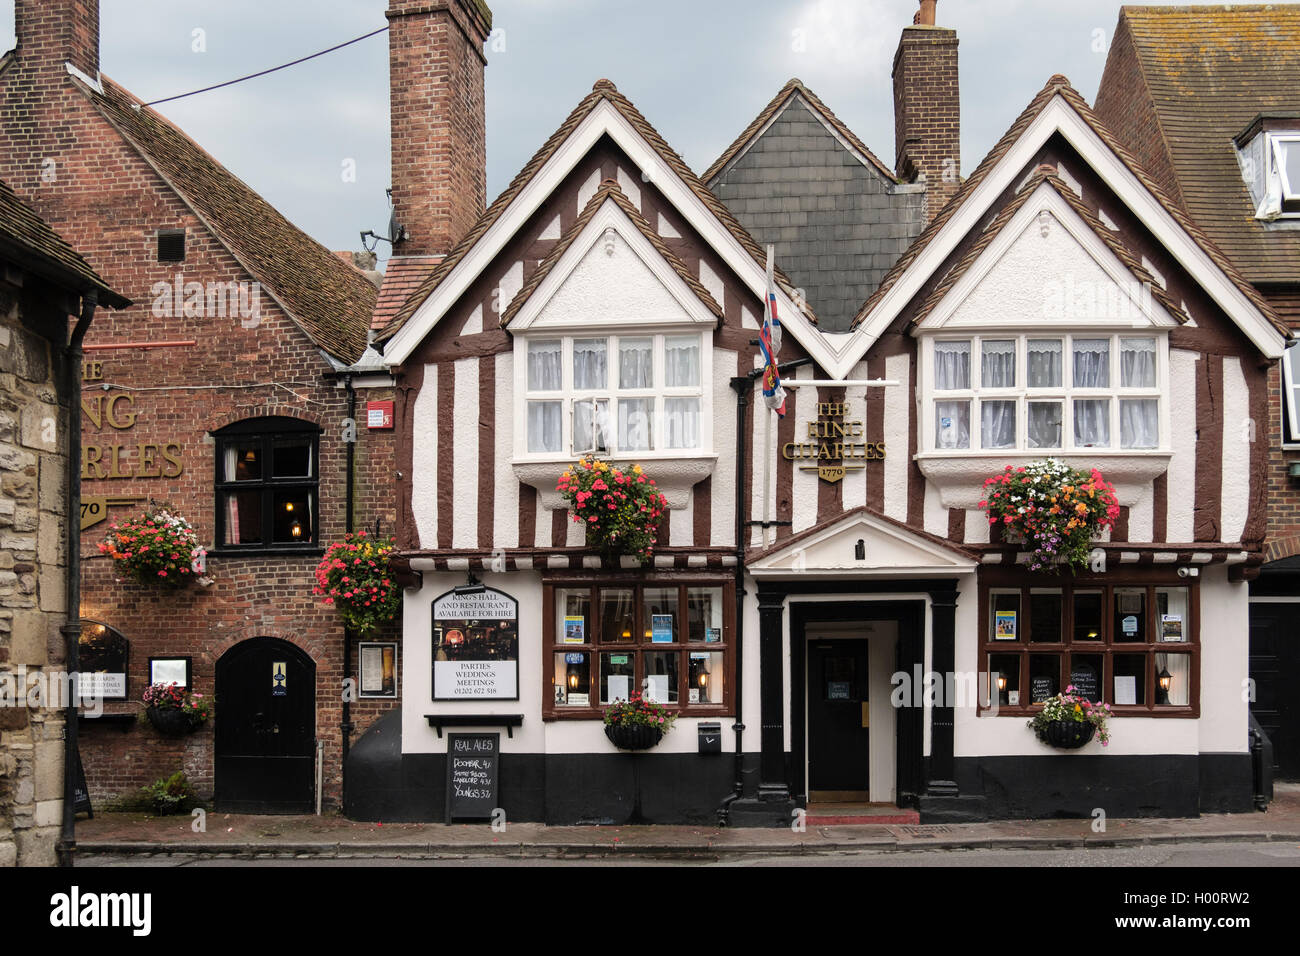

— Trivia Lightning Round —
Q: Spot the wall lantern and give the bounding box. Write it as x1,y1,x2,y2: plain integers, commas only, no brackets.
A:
854,538,866,561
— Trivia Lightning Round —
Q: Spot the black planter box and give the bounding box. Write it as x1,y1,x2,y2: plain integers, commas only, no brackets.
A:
604,722,663,751
1042,719,1096,749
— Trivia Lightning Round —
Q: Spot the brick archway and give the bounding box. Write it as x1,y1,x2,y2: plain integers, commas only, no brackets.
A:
1265,534,1300,563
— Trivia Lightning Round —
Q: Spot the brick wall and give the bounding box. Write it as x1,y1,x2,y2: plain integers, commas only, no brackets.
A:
892,25,960,222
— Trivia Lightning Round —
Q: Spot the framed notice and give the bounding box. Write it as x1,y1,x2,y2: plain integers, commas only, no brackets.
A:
359,642,397,699
994,611,1017,640
651,614,674,643
1160,614,1184,642
563,615,585,644
149,657,192,690
432,586,520,701
79,622,129,702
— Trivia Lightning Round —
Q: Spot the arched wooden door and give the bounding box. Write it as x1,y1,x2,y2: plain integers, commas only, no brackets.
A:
215,637,316,813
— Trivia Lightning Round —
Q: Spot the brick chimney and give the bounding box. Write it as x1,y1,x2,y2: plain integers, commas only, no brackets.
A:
387,0,492,258
14,0,100,80
893,0,960,222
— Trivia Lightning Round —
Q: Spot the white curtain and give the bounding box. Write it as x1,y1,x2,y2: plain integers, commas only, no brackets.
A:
981,340,1016,388
1074,399,1110,447
1120,398,1159,448
665,336,700,387
934,341,970,390
935,400,970,449
573,338,607,390
980,400,1016,448
1073,339,1110,388
619,338,652,389
574,399,609,454
619,398,653,451
528,401,562,453
1028,401,1062,448
1027,339,1062,388
223,446,241,544
527,340,562,391
1120,338,1156,387
1156,653,1190,706
665,397,700,449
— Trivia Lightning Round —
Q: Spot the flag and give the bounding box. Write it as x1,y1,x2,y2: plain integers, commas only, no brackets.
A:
759,245,786,417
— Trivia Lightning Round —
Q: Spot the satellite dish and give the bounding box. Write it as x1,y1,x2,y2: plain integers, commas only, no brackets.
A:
388,208,407,244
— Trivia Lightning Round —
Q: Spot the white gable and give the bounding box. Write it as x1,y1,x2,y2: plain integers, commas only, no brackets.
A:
748,509,977,578
509,198,716,331
921,184,1177,330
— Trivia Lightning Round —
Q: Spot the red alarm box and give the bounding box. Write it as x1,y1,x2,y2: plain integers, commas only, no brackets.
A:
366,400,394,429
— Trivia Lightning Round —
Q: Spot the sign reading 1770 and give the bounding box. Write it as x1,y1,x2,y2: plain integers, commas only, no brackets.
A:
781,402,886,484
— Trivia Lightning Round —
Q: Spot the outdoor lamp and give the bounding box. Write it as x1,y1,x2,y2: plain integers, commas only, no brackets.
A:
698,670,709,688
997,675,1007,692
568,670,579,690
1158,668,1172,693
290,521,302,538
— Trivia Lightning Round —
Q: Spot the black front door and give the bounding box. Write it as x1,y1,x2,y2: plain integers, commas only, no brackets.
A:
807,640,870,796
1250,603,1300,780
215,637,316,812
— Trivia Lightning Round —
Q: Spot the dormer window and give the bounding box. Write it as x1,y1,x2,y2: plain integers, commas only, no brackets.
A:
1283,342,1300,449
1236,119,1300,220
1273,135,1300,211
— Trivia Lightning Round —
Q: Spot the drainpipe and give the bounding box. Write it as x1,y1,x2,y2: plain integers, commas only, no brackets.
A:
58,291,97,867
341,374,357,789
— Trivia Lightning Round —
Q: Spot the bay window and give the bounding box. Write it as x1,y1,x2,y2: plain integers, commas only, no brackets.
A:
927,333,1165,453
522,333,706,458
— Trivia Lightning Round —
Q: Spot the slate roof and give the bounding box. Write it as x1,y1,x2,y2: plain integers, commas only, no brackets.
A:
77,75,376,364
0,175,129,309
500,179,722,326
376,79,813,348
850,74,1286,339
706,80,924,332
1100,5,1300,287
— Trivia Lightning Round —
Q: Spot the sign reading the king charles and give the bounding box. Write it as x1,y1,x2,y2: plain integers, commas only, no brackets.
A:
781,401,885,484
432,587,520,700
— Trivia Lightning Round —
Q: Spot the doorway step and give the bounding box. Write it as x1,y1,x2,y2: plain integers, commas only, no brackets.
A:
805,802,920,825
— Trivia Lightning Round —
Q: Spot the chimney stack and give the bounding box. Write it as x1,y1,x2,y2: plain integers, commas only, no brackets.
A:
893,0,960,222
14,0,100,80
387,0,492,258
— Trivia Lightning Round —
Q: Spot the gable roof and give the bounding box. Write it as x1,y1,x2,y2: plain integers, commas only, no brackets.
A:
77,75,376,364
0,174,129,310
910,163,1187,329
373,255,442,332
1100,5,1300,287
847,74,1288,359
702,78,899,184
375,79,819,363
500,179,722,326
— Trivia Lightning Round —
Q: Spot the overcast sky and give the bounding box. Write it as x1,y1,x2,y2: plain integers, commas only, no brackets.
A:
1,1,1180,269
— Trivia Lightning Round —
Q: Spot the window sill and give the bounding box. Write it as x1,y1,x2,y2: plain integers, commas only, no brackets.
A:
208,546,325,559
514,455,717,510
543,707,730,721
915,451,1171,509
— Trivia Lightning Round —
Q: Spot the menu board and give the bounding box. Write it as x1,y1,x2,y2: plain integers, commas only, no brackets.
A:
1069,663,1100,701
446,733,499,822
1030,675,1056,703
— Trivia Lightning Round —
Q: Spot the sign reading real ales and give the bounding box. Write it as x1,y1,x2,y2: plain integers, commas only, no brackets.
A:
781,402,885,484
432,587,520,700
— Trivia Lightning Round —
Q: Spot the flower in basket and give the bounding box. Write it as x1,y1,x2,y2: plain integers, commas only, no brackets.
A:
313,532,400,635
98,506,207,588
603,690,677,735
1026,685,1112,746
557,457,668,563
140,682,214,728
978,459,1120,572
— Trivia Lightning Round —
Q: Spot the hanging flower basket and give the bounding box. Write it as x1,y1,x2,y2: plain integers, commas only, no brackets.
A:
98,506,208,588
1042,720,1096,749
979,459,1120,572
603,692,675,750
1027,686,1111,748
558,457,668,565
313,532,400,636
605,722,664,751
145,706,195,737
140,682,213,736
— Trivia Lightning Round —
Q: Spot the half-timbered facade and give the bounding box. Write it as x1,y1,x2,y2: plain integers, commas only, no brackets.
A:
350,5,1290,825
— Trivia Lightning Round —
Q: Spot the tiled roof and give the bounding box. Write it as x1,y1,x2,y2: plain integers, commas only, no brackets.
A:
79,75,376,364
376,78,813,347
909,163,1188,328
850,75,1286,339
1108,5,1300,286
702,78,899,184
0,174,129,309
373,255,442,331
500,179,722,326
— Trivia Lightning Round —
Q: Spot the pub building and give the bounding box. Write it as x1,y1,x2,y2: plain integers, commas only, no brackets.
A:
344,0,1290,825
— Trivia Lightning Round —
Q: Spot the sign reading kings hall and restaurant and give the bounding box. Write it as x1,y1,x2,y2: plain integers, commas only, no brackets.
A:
432,587,520,700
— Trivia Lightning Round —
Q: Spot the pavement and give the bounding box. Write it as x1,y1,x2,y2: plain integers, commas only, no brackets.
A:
69,784,1300,861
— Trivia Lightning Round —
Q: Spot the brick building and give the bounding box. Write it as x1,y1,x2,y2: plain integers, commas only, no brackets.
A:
0,175,128,864
0,0,399,815
1095,4,1300,781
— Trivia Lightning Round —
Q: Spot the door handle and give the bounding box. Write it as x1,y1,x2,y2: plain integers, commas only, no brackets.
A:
862,702,870,728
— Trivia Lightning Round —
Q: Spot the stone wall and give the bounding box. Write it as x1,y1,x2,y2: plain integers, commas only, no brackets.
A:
0,270,71,867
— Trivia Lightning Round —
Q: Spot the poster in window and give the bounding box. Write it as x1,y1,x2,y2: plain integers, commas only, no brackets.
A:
359,642,397,698
705,627,721,643
431,587,520,700
994,611,1017,640
1160,614,1183,642
79,623,129,701
1114,675,1137,706
651,614,674,643
563,615,585,644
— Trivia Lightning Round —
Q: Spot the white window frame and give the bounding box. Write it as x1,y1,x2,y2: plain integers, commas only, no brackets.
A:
1282,342,1300,449
515,330,712,462
1272,134,1300,205
920,331,1170,455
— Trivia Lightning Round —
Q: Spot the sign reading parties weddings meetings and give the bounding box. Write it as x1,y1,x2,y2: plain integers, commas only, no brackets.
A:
432,587,520,700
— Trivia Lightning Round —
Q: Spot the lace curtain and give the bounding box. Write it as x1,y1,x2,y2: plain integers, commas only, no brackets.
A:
528,402,562,453
573,338,607,390
1027,339,1062,388
665,397,700,449
665,337,700,387
1120,338,1156,388
981,400,1016,448
1073,339,1110,388
1120,399,1158,448
528,340,562,391
936,400,970,449
619,398,653,451
1074,399,1110,447
981,340,1016,388
1028,401,1062,448
935,341,970,390
619,338,652,389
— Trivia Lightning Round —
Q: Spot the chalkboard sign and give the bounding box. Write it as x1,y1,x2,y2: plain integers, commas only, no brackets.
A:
72,743,92,818
1030,675,1056,703
1069,664,1100,701
446,733,499,822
